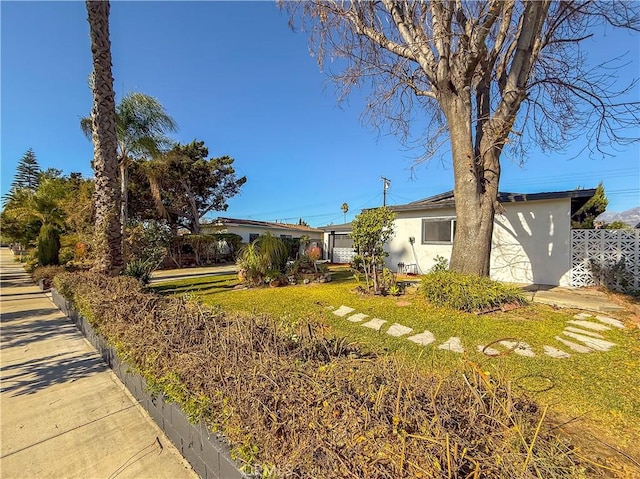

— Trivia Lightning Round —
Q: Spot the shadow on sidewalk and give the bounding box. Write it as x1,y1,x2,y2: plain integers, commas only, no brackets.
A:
1,315,80,349
0,352,107,397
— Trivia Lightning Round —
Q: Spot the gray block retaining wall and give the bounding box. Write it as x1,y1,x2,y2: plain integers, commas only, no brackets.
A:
49,288,249,479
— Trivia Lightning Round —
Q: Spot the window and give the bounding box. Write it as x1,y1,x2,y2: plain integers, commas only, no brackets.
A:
333,233,353,248
249,233,259,242
422,217,456,244
280,234,292,239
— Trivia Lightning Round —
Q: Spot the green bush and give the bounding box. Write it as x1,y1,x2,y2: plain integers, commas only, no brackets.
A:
236,233,289,286
123,258,155,285
420,270,527,312
37,224,60,266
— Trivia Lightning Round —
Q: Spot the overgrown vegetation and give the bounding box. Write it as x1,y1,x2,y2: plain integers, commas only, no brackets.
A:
54,271,598,478
420,270,527,312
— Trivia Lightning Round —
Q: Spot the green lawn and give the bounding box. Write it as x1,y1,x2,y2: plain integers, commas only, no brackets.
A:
153,267,640,462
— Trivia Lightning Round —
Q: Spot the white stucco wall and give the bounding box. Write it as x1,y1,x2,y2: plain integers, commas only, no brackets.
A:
491,198,572,286
385,199,572,286
386,207,456,274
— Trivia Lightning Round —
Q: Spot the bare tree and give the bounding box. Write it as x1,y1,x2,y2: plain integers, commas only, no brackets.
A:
284,0,639,276
86,0,123,275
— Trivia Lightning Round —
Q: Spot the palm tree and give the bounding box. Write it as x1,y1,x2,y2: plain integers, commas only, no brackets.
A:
81,92,177,234
86,0,123,275
341,202,349,223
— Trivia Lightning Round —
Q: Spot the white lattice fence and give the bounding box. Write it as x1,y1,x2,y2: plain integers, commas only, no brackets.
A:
571,229,640,291
332,247,356,264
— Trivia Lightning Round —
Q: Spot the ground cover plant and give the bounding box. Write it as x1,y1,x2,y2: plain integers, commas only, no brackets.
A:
54,271,607,478
154,268,640,476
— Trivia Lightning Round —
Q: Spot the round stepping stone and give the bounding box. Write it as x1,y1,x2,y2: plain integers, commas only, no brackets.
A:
564,326,604,339
407,330,436,346
333,305,355,317
543,345,571,358
595,315,624,329
477,344,500,356
555,336,592,353
567,319,611,331
386,323,413,337
347,313,368,322
499,340,536,357
438,337,464,353
574,313,592,320
562,331,616,352
362,318,386,331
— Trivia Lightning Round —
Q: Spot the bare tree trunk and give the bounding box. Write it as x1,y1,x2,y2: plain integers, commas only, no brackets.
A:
442,94,499,277
86,0,123,276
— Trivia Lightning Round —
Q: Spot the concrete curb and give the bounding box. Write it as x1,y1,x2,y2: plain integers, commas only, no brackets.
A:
49,288,250,479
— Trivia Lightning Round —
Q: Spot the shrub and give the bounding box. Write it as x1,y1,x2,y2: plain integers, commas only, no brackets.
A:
32,265,66,288
52,271,592,478
420,270,527,312
123,258,155,285
37,224,60,266
236,233,289,286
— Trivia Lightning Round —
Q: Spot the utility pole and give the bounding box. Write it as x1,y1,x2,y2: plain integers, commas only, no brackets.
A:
381,176,390,207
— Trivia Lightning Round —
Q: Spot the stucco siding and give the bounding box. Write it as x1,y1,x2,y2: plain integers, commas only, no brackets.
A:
386,199,572,286
203,225,322,243
492,199,572,286
386,207,456,274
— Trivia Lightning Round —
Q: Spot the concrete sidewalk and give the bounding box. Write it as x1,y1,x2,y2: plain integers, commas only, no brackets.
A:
0,248,197,479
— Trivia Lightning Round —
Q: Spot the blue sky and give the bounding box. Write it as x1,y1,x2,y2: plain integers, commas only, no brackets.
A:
2,1,639,227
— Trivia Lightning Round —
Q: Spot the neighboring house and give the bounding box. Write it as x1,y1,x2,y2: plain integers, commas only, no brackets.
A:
386,189,597,287
319,223,355,263
201,217,323,244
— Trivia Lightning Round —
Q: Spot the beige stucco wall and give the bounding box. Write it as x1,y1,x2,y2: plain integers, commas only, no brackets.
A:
385,199,572,286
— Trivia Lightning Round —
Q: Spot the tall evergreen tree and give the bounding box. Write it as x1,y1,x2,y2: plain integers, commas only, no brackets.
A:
14,148,41,191
4,149,41,204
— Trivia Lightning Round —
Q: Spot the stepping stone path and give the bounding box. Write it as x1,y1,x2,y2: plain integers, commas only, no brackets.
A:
386,323,413,337
347,313,369,323
362,318,386,331
499,340,536,357
478,344,501,356
332,306,355,317
555,336,593,353
329,306,624,360
568,319,611,331
544,345,571,359
438,337,464,353
562,331,616,352
407,330,435,346
564,326,604,339
595,315,625,329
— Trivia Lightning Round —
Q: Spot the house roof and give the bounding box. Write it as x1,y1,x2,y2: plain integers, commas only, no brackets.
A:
391,188,597,212
317,222,352,233
205,217,323,234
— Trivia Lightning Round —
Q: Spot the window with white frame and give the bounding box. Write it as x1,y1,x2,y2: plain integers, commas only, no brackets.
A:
421,217,456,244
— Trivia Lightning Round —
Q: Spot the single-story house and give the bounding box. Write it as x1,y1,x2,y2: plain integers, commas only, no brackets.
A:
386,188,597,286
201,217,323,244
319,223,355,263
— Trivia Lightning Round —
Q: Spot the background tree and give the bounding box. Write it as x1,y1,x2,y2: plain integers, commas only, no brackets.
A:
3,149,41,204
86,0,123,275
604,220,632,230
129,140,247,234
341,202,349,223
286,1,640,277
571,183,608,229
82,91,177,234
350,206,395,294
